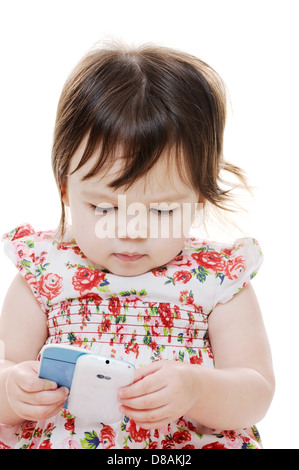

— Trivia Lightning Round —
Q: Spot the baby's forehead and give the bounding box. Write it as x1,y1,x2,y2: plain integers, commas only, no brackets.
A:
77,157,193,201
68,140,193,194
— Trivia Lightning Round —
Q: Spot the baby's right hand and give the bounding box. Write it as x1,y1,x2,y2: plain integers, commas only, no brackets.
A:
6,361,69,421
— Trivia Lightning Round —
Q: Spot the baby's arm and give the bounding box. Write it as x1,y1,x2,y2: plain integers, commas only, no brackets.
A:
0,274,68,425
190,282,275,429
118,283,275,430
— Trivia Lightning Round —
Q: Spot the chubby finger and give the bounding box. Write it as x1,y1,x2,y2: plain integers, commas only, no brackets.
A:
34,361,59,391
16,397,69,421
18,373,58,393
9,361,58,393
119,403,170,428
132,361,164,383
21,387,69,406
119,387,169,411
119,370,165,400
132,418,171,430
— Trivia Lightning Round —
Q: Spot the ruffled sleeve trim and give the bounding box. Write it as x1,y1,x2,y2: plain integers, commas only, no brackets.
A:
2,224,50,312
213,237,263,307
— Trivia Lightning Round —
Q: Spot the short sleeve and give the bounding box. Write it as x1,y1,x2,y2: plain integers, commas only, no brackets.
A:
2,224,47,312
213,237,263,306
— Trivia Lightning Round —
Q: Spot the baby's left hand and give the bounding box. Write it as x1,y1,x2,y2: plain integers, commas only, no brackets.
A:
117,360,198,429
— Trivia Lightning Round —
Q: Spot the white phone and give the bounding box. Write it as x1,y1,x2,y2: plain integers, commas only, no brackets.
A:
67,354,136,424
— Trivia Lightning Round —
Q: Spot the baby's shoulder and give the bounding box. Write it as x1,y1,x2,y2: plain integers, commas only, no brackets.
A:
2,223,57,244
184,236,262,258
181,235,263,307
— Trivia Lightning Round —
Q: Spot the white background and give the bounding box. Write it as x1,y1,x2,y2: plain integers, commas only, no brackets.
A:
0,0,298,449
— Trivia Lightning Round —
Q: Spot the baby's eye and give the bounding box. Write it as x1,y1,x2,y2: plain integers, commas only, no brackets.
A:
92,205,117,215
150,208,174,216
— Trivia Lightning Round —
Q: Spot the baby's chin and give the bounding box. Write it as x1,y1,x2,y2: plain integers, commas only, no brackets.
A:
104,260,152,277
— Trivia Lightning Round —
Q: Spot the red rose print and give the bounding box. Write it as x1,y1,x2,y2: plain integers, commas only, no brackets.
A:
152,267,167,276
14,241,31,262
190,354,203,365
116,324,125,343
98,315,112,338
149,441,159,449
149,340,159,352
202,441,227,449
20,421,36,440
173,430,191,444
191,250,225,272
64,417,75,433
179,290,195,306
79,292,103,306
72,267,106,295
56,242,69,251
11,224,35,241
222,248,233,257
39,439,52,449
36,251,47,265
176,417,197,432
172,255,192,267
224,255,246,280
161,438,176,449
158,303,174,329
34,427,43,438
44,422,55,435
108,296,122,316
100,424,115,449
173,270,192,284
125,339,139,358
24,273,39,294
127,420,150,442
39,273,63,300
57,242,86,258
71,245,87,258
222,430,237,440
151,319,160,336
174,305,181,319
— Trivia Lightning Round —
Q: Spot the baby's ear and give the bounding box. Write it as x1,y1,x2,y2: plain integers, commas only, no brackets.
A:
61,185,70,206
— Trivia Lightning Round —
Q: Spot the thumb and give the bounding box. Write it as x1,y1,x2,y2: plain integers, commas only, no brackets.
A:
31,360,58,391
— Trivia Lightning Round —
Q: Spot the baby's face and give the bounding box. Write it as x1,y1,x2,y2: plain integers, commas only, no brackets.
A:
63,143,201,276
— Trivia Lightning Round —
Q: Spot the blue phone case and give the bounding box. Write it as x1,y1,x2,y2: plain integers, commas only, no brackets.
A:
39,345,89,405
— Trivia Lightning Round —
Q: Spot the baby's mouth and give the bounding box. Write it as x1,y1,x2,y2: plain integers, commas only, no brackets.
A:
113,252,145,262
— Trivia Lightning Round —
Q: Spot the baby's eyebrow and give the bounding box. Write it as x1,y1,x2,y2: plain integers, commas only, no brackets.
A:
82,188,190,204
81,188,192,203
82,190,114,198
149,193,191,203
81,189,118,201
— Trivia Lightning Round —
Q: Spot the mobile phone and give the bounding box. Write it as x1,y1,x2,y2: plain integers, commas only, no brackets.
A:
38,344,90,404
67,354,136,424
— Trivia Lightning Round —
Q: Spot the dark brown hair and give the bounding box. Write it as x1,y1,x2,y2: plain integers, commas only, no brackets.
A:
52,41,247,236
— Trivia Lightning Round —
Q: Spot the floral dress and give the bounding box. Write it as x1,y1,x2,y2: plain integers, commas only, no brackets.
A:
0,224,263,449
